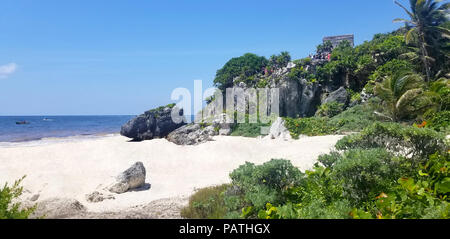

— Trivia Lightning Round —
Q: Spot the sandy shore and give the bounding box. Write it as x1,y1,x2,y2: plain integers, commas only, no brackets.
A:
0,134,343,218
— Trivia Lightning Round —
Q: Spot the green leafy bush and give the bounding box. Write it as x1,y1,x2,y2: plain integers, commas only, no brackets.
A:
0,176,36,219
269,52,291,69
335,122,447,163
288,63,316,83
426,110,450,133
353,152,450,219
369,59,414,82
230,122,270,138
228,159,304,218
350,92,362,103
284,117,337,138
330,149,406,204
329,102,381,132
214,53,268,90
285,100,384,136
315,102,345,117
180,184,229,219
257,149,406,219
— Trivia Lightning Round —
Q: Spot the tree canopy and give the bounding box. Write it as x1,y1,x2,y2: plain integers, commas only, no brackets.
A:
213,53,268,91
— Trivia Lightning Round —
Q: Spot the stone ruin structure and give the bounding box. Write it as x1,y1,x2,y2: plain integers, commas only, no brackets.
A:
323,34,355,48
311,34,355,64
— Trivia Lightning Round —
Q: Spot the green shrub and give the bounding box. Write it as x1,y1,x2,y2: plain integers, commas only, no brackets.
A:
286,100,385,136
269,52,291,69
284,117,337,138
180,184,229,219
351,93,362,103
317,151,341,168
214,53,268,90
353,152,450,219
425,110,450,133
0,176,36,219
228,159,304,217
329,103,380,132
335,122,447,164
315,102,345,117
369,59,414,82
230,122,270,138
330,149,406,204
294,200,354,219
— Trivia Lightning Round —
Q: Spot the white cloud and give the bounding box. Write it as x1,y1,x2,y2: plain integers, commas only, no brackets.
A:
0,63,18,79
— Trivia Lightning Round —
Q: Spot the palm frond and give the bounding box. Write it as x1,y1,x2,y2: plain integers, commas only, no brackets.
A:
395,73,425,95
399,52,419,61
393,18,414,24
396,88,423,113
396,0,416,19
405,28,418,44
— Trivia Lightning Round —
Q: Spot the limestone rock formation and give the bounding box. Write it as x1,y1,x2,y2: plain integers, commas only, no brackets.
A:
109,162,147,194
167,124,217,145
265,117,292,140
323,87,349,105
199,65,322,121
278,78,321,118
120,105,186,141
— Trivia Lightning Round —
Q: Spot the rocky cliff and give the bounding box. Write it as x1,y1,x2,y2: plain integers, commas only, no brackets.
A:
198,61,345,122
121,62,349,144
120,104,186,141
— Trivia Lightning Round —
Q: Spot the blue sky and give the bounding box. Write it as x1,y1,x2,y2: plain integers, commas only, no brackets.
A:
0,0,407,115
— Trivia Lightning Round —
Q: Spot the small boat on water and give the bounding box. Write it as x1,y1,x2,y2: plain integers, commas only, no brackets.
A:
16,121,30,125
43,118,54,121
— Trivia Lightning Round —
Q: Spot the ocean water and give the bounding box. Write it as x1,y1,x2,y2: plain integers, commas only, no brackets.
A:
0,116,134,142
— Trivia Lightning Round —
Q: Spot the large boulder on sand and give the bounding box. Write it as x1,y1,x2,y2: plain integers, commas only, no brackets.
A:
167,124,217,145
323,87,349,105
265,117,292,140
109,162,147,194
120,104,186,141
167,113,233,145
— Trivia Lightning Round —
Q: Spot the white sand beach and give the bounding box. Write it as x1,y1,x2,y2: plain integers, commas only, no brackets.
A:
0,135,343,218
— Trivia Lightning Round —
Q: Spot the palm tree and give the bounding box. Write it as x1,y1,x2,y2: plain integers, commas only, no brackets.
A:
428,77,450,111
374,72,436,121
393,0,449,83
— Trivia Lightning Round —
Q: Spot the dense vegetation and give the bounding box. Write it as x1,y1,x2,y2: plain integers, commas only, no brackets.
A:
213,53,268,91
183,123,449,219
185,0,450,219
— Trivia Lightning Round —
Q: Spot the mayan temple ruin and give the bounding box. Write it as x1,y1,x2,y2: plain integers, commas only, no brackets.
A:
323,34,355,48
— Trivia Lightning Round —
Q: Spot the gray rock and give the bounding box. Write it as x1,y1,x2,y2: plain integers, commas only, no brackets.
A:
212,113,233,136
109,162,147,194
360,89,372,103
265,117,292,140
120,105,186,141
28,194,40,202
323,87,349,105
286,62,296,69
86,191,115,203
219,128,232,136
167,124,217,145
268,77,322,118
